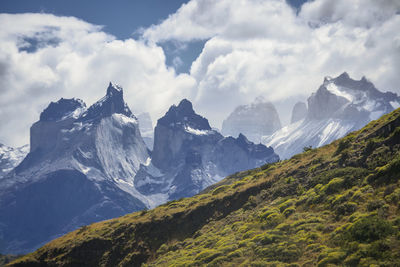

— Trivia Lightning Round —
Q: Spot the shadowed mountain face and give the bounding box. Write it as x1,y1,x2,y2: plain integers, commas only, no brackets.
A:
136,99,279,201
221,97,282,143
264,72,400,159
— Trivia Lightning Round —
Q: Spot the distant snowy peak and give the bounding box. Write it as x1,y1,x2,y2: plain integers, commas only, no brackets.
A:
265,72,400,160
0,143,29,179
221,98,281,143
157,99,211,131
309,72,400,121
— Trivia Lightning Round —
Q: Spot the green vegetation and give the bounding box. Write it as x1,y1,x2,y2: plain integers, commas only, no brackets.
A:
9,109,400,266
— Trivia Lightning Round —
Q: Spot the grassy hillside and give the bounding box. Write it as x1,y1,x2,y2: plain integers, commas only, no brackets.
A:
10,108,400,267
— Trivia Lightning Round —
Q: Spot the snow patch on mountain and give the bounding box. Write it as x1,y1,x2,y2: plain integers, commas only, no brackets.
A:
0,144,29,179
185,126,211,135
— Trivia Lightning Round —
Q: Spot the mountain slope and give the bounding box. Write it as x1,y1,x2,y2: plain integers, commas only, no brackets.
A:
11,107,400,266
264,72,400,159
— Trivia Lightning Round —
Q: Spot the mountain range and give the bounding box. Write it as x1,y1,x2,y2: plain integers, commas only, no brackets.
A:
0,83,278,254
10,98,400,266
1,72,399,256
219,72,400,160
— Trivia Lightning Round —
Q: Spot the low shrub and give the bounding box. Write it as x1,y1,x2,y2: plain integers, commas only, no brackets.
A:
346,216,393,243
322,178,344,195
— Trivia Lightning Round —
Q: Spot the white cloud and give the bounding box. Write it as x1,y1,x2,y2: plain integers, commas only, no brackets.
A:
143,0,303,42
143,0,400,126
0,13,196,147
300,0,400,27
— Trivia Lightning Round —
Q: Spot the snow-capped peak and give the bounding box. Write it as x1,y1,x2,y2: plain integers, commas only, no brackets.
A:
158,99,211,131
81,83,133,121
265,72,400,159
107,82,123,96
40,98,86,122
307,72,400,121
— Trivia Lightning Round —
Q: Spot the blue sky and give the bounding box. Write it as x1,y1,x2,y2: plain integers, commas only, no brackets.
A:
0,0,189,39
0,0,399,146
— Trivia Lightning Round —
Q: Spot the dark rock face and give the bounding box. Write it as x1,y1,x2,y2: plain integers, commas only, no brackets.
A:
138,99,279,200
307,85,349,120
290,102,307,124
152,99,212,170
221,98,281,143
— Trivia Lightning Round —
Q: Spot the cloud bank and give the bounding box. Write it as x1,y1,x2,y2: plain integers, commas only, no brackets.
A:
143,0,400,125
1,0,399,146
